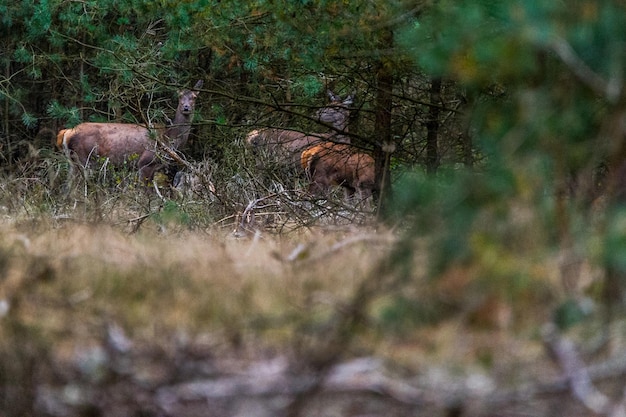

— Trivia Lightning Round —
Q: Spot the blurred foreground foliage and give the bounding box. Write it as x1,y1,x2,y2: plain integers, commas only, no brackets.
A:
391,0,626,327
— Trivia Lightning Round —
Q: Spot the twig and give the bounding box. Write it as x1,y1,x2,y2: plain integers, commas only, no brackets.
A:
275,233,396,264
232,192,284,237
152,178,165,201
126,213,151,234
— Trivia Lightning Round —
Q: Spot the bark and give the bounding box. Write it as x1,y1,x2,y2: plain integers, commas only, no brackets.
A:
459,90,475,168
373,29,394,216
425,77,442,175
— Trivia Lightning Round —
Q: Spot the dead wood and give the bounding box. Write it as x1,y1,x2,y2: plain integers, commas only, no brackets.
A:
541,323,626,417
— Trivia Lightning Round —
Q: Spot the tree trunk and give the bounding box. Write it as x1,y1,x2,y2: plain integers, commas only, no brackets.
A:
460,89,475,168
425,77,442,175
3,60,11,160
600,106,626,321
373,29,394,217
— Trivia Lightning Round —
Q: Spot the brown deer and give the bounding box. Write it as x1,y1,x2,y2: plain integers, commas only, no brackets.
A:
299,90,376,202
58,80,203,182
300,142,376,202
245,90,354,171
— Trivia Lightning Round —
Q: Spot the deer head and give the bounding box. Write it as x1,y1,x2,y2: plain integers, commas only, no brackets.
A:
317,89,355,133
177,80,203,116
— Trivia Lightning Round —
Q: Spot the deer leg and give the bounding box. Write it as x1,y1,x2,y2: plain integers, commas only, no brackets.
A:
355,185,374,211
138,150,161,183
343,185,356,203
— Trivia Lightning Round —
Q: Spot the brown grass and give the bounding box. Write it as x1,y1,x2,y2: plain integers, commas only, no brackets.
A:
0,221,391,354
0,216,549,358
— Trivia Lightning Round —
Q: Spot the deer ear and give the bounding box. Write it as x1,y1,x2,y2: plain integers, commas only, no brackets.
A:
193,80,204,90
343,94,355,106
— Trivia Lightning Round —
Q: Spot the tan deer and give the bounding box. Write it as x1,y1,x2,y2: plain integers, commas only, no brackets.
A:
58,80,203,182
245,90,354,171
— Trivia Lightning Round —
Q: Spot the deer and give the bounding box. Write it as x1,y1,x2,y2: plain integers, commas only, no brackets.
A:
137,80,203,182
300,141,377,203
245,90,354,171
245,128,326,170
58,80,203,182
298,90,377,203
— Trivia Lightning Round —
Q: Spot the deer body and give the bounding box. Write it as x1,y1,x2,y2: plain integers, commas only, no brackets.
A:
301,142,376,201
59,80,202,182
59,123,154,165
246,128,327,169
300,90,376,201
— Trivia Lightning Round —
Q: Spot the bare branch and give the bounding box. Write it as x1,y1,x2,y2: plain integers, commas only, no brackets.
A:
154,356,425,408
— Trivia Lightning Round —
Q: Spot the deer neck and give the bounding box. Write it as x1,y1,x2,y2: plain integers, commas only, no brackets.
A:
319,106,350,143
331,119,350,143
333,115,349,132
167,111,193,150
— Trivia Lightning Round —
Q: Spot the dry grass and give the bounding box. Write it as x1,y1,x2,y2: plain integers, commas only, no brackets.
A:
0,215,553,361
0,215,536,335
0,219,391,355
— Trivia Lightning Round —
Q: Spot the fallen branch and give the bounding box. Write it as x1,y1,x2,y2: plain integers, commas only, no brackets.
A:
232,193,282,238
155,356,425,410
35,331,626,417
542,323,626,417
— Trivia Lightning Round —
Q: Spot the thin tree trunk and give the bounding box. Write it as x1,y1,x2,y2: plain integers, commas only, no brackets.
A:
373,29,394,217
425,77,442,175
461,127,473,168
460,90,475,168
600,106,626,322
4,60,11,161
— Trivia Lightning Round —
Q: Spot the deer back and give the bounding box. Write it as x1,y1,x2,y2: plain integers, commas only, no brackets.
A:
302,142,375,198
247,128,327,170
61,122,154,165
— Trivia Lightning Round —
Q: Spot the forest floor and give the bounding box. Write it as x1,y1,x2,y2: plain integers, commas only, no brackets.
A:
0,212,625,417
